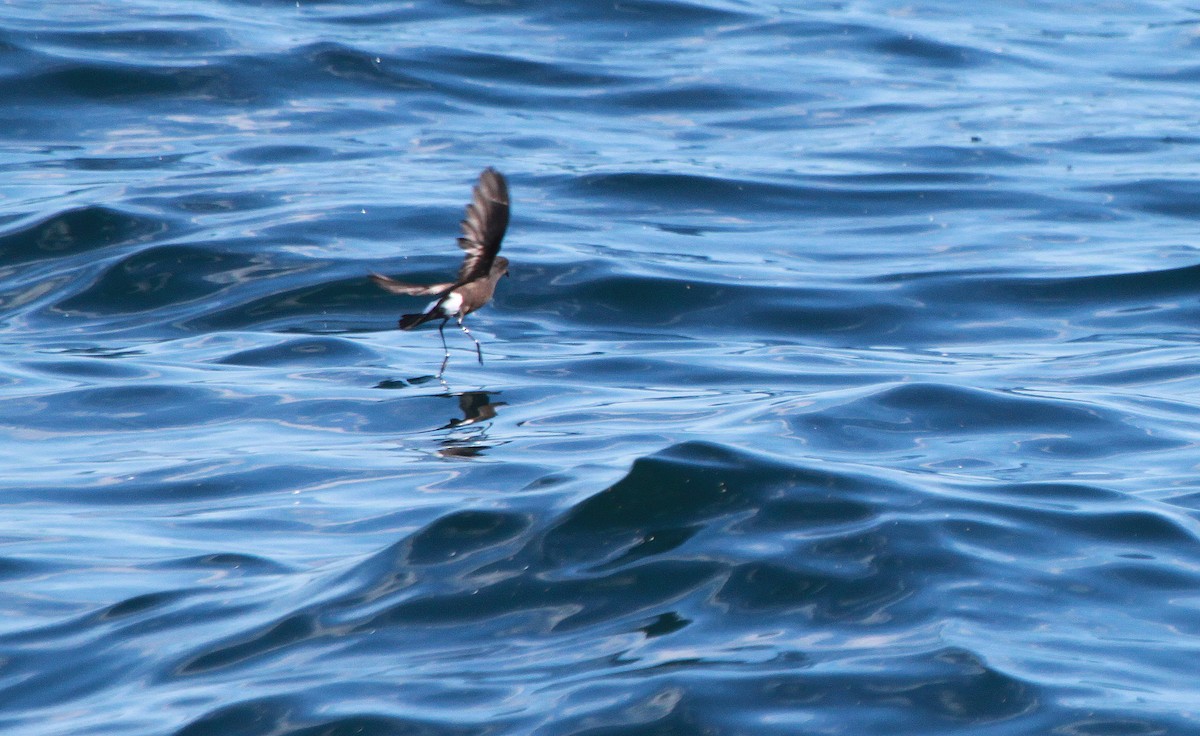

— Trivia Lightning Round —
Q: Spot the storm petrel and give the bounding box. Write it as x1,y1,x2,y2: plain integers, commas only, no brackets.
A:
371,167,510,379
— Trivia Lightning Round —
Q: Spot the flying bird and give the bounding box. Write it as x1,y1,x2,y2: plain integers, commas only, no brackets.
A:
371,167,510,379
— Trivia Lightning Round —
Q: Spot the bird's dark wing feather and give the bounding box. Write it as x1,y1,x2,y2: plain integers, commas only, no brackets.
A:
369,273,455,296
455,168,509,284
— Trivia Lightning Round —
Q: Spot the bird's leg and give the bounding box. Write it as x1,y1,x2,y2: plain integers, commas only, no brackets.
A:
457,317,484,364
437,318,451,379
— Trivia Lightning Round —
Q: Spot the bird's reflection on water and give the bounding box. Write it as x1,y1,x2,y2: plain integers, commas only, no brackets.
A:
372,379,506,456
437,390,506,457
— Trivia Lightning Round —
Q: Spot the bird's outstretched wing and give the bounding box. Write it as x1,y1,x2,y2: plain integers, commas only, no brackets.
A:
369,273,455,296
455,167,509,285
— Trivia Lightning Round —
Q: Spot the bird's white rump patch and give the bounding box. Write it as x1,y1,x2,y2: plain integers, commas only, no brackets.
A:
430,291,463,317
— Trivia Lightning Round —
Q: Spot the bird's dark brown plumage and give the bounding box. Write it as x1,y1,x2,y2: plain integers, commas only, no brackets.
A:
369,167,509,303
370,168,511,377
454,167,509,285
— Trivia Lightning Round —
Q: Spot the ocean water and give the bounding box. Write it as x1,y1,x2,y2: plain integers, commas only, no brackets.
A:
2,1,1200,733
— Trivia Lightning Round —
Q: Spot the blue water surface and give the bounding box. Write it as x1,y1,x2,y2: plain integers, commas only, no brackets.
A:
2,1,1200,734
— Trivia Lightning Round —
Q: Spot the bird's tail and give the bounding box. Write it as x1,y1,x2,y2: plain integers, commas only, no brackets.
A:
399,311,441,330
